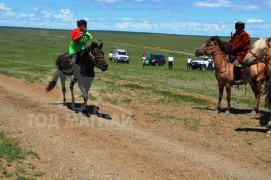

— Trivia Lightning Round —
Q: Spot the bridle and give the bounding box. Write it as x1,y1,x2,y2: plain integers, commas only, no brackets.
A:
249,49,270,64
86,48,104,68
201,41,225,57
200,42,216,55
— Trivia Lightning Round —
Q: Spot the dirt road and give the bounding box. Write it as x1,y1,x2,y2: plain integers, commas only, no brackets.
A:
0,75,270,179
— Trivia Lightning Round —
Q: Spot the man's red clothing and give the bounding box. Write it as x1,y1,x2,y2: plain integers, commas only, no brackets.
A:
228,30,250,62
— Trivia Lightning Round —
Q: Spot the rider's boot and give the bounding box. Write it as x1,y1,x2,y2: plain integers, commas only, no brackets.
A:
234,67,247,85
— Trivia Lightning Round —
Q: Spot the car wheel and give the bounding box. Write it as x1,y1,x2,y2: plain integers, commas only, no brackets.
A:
201,65,206,70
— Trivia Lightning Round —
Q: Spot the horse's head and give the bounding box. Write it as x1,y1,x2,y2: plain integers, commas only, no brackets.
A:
243,38,271,65
87,42,108,71
195,36,227,57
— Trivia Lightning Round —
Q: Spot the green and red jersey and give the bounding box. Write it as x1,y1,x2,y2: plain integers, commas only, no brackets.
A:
69,27,92,55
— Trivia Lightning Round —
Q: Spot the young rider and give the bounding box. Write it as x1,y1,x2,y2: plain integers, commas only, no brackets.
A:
69,19,93,81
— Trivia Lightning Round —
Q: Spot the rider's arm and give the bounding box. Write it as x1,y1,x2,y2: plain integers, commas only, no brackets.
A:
70,28,83,42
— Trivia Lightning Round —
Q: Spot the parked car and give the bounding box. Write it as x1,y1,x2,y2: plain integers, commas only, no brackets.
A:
190,56,214,70
149,54,165,66
112,49,129,63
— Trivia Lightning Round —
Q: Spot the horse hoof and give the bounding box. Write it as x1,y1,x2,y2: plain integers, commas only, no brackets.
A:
214,110,220,114
225,111,230,115
251,111,257,116
265,132,271,137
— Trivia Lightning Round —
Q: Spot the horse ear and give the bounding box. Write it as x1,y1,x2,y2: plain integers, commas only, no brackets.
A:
99,42,103,49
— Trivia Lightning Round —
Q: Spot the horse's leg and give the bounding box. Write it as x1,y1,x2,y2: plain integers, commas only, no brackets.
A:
59,72,67,103
78,77,94,112
251,79,262,116
225,83,232,114
215,83,224,113
70,80,76,110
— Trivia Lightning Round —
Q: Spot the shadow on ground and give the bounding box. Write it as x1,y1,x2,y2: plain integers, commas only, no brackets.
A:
194,106,270,134
50,102,111,120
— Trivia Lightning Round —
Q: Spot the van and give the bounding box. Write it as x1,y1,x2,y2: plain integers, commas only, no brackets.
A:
112,49,129,63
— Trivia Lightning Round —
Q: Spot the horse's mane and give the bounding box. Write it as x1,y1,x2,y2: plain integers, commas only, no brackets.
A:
253,38,268,50
208,36,228,53
85,41,99,52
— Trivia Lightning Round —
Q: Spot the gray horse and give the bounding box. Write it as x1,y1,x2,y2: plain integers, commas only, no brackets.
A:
46,42,108,112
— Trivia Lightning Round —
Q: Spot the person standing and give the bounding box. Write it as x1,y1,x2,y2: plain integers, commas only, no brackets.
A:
142,53,146,68
145,53,150,65
168,54,174,69
187,57,192,69
227,21,250,84
108,51,113,61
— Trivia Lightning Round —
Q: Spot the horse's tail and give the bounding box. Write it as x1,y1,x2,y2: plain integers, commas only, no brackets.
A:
45,70,59,92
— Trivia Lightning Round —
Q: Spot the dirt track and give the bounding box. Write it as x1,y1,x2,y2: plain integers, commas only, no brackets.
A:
0,74,270,179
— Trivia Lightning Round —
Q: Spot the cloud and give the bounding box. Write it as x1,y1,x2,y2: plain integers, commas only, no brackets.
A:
122,17,133,21
193,0,259,11
193,0,230,8
53,9,74,21
115,19,153,31
94,0,122,3
0,2,11,11
0,2,15,16
247,19,264,23
265,0,271,7
116,21,131,29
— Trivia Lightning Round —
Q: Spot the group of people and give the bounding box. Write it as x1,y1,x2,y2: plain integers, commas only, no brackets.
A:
142,53,150,67
66,19,253,85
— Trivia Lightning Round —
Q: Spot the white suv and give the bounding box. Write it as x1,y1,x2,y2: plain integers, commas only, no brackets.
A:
190,56,214,70
112,49,129,63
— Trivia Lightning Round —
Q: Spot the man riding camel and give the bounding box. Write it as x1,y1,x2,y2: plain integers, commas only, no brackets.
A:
227,21,251,85
69,19,93,81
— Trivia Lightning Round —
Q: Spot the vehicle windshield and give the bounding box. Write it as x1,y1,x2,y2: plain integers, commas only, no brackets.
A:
118,52,127,55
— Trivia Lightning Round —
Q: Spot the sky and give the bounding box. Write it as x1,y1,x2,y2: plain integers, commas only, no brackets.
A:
0,0,270,37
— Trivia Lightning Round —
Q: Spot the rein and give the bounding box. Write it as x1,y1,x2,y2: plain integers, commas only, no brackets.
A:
250,49,271,64
85,47,103,68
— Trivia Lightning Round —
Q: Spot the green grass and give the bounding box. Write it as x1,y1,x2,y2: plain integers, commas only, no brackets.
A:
0,132,25,162
0,26,262,109
0,131,44,179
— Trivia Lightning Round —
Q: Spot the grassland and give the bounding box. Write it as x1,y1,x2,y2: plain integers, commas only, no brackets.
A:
0,131,44,179
0,27,268,178
0,26,259,108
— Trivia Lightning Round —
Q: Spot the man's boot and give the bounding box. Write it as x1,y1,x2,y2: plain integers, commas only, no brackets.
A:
234,67,247,85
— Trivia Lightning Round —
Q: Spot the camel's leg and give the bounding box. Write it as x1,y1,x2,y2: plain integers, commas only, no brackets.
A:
215,83,224,113
225,83,232,114
70,80,76,110
59,72,66,103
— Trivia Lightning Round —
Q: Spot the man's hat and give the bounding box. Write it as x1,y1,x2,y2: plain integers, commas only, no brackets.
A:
235,21,245,25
